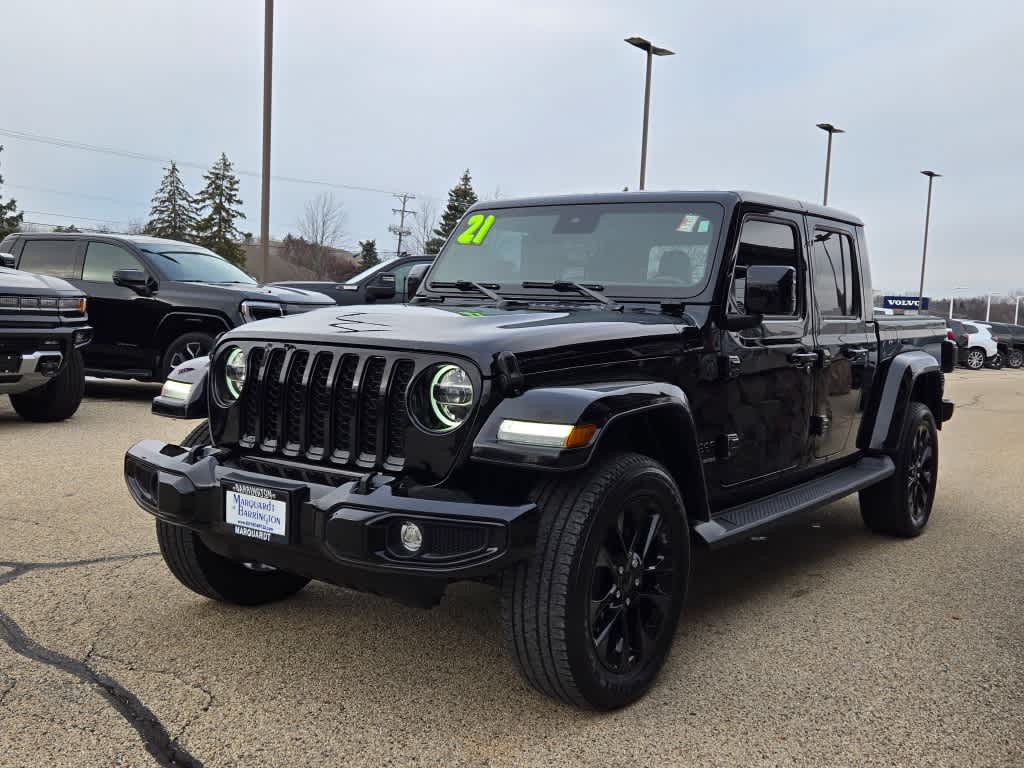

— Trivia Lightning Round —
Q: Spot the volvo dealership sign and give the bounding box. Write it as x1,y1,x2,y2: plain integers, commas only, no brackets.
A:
882,295,930,311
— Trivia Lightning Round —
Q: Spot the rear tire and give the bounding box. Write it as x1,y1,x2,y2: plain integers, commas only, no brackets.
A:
1007,348,1024,369
161,332,214,380
859,402,938,538
964,348,986,370
501,453,689,709
9,348,85,422
155,420,310,606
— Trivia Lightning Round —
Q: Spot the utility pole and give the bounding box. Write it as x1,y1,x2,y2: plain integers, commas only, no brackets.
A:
388,193,416,258
259,0,273,281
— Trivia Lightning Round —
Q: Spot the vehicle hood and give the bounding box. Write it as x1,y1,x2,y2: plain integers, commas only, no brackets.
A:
0,267,82,296
221,301,705,372
169,281,335,305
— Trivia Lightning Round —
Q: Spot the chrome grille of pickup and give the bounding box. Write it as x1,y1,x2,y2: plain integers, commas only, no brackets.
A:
237,345,420,472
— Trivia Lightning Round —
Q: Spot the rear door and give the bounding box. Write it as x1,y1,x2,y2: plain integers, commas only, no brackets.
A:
15,238,83,281
806,220,874,460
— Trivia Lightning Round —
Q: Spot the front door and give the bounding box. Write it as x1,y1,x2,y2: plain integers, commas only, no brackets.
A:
806,222,873,460
700,213,815,493
76,241,159,371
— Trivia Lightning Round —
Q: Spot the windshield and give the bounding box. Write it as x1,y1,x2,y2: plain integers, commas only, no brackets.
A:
427,202,723,299
344,259,394,285
140,246,257,284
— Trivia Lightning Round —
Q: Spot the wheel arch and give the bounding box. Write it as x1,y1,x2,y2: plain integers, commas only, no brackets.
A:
471,382,711,522
153,312,232,357
860,350,946,454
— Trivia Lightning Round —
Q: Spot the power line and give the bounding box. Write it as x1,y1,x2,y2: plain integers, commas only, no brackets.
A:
0,126,416,197
7,183,144,209
20,209,132,225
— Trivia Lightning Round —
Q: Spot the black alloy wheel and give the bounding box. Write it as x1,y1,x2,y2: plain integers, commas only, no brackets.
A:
905,421,936,528
588,498,675,674
162,332,215,379
1007,348,1024,369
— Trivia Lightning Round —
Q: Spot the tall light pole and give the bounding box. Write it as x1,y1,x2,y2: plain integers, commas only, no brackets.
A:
985,292,1003,322
259,0,274,281
917,170,941,314
949,286,967,321
625,37,674,191
1016,295,1022,325
816,123,844,206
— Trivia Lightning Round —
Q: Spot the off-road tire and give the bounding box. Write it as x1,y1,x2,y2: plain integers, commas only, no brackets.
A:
501,452,690,709
1007,348,1024,369
9,348,85,422
161,332,214,380
155,421,310,606
964,348,986,370
859,402,938,538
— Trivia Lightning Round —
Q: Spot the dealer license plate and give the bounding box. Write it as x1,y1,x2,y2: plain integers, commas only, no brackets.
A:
223,481,289,543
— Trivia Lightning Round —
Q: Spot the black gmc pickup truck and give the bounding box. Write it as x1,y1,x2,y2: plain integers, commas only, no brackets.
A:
0,252,91,421
124,191,955,709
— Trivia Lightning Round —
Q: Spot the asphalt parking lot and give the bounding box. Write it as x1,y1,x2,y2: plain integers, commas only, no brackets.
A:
0,371,1022,767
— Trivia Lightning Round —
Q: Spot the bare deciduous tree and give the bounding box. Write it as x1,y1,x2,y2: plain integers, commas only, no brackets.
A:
297,192,348,279
412,197,438,256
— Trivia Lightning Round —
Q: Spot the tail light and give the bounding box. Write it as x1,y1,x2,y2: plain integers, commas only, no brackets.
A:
946,329,954,340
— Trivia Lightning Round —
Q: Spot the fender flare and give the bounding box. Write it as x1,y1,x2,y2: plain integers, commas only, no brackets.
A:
471,381,711,521
153,311,232,347
152,355,210,420
861,350,944,453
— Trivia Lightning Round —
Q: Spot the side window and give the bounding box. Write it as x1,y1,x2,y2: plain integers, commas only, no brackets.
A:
18,240,80,279
732,219,801,316
83,242,141,283
388,261,419,294
811,230,860,318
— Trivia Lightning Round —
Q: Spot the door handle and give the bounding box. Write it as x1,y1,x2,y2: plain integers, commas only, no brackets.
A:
788,351,819,368
846,347,870,363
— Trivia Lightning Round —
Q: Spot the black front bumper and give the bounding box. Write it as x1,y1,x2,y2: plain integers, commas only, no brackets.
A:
124,439,538,604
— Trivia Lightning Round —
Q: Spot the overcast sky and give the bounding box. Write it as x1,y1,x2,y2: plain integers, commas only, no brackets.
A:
2,0,1021,297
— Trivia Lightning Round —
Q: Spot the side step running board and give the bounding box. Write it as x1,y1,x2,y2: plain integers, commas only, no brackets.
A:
693,456,895,547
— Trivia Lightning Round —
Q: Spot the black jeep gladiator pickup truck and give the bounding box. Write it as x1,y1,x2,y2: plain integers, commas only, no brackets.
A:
0,252,91,421
124,191,955,709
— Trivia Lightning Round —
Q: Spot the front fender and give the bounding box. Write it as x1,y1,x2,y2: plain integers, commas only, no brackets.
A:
152,356,210,420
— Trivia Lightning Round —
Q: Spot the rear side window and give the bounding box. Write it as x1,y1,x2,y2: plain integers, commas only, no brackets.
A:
83,242,141,282
964,324,979,333
811,230,860,318
18,240,80,279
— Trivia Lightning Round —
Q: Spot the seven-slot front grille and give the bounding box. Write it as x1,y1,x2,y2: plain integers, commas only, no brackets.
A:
238,345,420,472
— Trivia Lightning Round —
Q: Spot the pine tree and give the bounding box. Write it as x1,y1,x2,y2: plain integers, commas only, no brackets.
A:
426,169,478,253
358,239,380,270
0,146,24,241
194,153,246,266
146,161,197,241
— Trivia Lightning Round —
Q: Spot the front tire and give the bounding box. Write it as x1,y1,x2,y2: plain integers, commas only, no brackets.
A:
161,332,214,380
156,421,310,606
9,348,85,422
964,348,986,370
501,453,690,709
859,402,938,537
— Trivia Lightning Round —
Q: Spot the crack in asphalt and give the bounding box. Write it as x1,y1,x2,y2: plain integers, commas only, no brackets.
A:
0,553,205,768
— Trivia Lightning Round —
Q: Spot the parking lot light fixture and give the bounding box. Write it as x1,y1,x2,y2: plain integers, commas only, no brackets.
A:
1016,295,1022,325
986,292,1004,322
949,286,967,321
917,171,941,314
816,123,845,206
625,37,674,191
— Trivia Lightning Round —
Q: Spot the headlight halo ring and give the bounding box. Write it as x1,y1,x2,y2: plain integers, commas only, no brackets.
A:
221,345,247,403
409,361,475,434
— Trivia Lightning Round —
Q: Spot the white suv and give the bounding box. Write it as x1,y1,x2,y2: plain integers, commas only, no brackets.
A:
950,319,999,370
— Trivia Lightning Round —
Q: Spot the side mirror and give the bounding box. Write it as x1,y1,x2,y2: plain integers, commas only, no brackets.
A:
365,274,396,301
744,265,796,316
113,269,153,295
406,263,429,299
0,252,16,268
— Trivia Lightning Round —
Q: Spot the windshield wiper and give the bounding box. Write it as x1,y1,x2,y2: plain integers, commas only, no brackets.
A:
521,280,622,309
431,280,511,308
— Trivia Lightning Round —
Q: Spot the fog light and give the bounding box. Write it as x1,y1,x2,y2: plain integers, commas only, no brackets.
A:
399,522,423,553
36,355,62,377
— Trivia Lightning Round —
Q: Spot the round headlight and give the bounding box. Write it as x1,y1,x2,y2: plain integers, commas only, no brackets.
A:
409,363,474,433
224,347,247,401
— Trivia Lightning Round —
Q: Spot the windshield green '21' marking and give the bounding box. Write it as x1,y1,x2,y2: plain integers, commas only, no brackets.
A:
457,214,495,245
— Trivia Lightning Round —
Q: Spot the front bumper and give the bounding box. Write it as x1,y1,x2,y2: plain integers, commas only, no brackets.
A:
124,439,538,603
0,324,92,395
